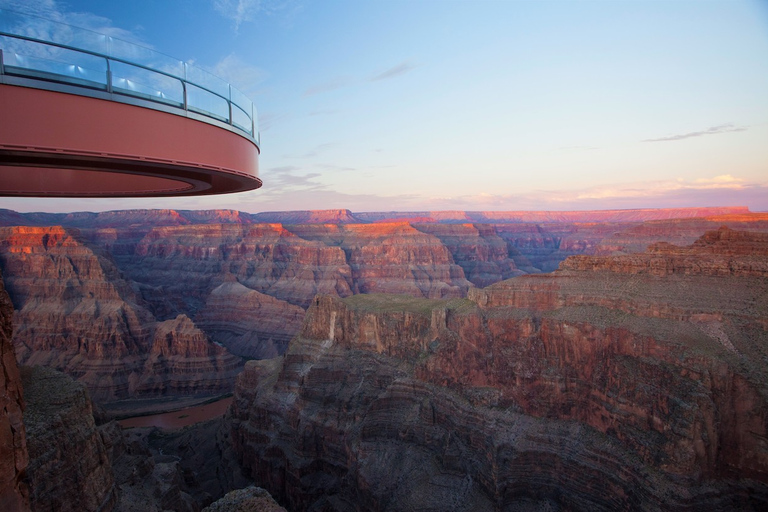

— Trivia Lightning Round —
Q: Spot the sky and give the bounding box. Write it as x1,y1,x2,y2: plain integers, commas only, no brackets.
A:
1,0,767,213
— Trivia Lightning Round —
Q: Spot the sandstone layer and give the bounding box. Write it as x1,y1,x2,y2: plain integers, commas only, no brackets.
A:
202,486,286,512
21,365,116,512
194,282,306,358
2,209,767,406
232,230,768,511
0,273,29,512
0,226,242,401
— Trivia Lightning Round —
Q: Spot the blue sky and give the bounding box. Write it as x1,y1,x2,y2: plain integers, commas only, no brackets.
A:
2,0,767,213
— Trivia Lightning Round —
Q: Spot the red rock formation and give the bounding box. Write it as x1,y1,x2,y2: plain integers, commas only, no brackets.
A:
413,223,523,287
128,223,352,311
136,315,243,395
288,222,471,298
251,209,359,224
0,274,30,512
562,227,768,277
231,229,768,510
355,206,749,224
594,213,768,255
194,282,306,358
21,365,116,512
202,486,286,512
0,226,242,402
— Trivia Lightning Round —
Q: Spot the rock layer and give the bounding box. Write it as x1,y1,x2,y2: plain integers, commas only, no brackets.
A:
0,226,241,401
195,282,306,359
232,230,768,511
21,365,116,512
0,274,29,512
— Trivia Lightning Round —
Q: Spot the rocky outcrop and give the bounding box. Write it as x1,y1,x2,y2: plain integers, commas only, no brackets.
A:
202,487,285,512
136,315,243,395
108,414,251,512
251,209,359,224
21,365,116,512
0,226,242,402
593,213,768,255
194,282,306,359
413,223,523,287
287,222,471,298
231,230,768,510
0,274,29,512
354,206,749,224
562,227,768,277
126,223,352,312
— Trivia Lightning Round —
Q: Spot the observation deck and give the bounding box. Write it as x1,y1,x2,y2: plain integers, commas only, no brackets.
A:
0,9,261,197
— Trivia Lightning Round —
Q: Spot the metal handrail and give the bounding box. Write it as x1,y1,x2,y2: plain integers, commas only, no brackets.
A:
0,9,259,147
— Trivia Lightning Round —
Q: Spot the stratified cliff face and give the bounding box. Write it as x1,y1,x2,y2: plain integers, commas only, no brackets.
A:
593,213,768,255
21,365,116,512
0,274,30,512
194,281,306,358
287,222,471,298
413,223,523,287
125,223,352,312
202,487,286,512
0,227,241,401
232,229,768,511
136,315,243,395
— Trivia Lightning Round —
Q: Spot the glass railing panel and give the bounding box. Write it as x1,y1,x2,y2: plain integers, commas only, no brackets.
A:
232,104,253,135
111,60,183,106
230,86,253,117
0,36,107,87
187,83,230,122
108,37,184,78
184,63,229,99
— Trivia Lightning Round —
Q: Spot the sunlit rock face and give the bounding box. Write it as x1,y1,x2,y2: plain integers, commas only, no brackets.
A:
231,230,768,511
0,226,242,401
0,273,30,512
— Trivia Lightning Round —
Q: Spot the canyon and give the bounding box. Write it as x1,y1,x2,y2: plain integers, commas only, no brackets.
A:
0,207,767,511
231,227,768,510
1,206,765,405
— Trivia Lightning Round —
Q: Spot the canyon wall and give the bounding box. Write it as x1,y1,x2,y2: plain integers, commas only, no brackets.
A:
21,365,117,512
231,229,768,511
0,226,242,401
0,274,29,512
2,208,766,405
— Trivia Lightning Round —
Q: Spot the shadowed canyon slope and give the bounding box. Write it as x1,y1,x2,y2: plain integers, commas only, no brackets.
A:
0,273,29,512
231,228,768,511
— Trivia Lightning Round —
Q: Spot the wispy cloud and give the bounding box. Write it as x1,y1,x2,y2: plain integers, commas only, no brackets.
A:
302,61,416,96
210,53,268,96
283,143,337,159
212,0,299,32
303,77,353,96
370,61,417,82
257,110,288,131
643,123,747,143
0,0,148,45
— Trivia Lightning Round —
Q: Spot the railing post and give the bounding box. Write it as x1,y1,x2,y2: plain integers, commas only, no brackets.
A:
106,59,112,92
0,49,4,75
228,84,233,125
